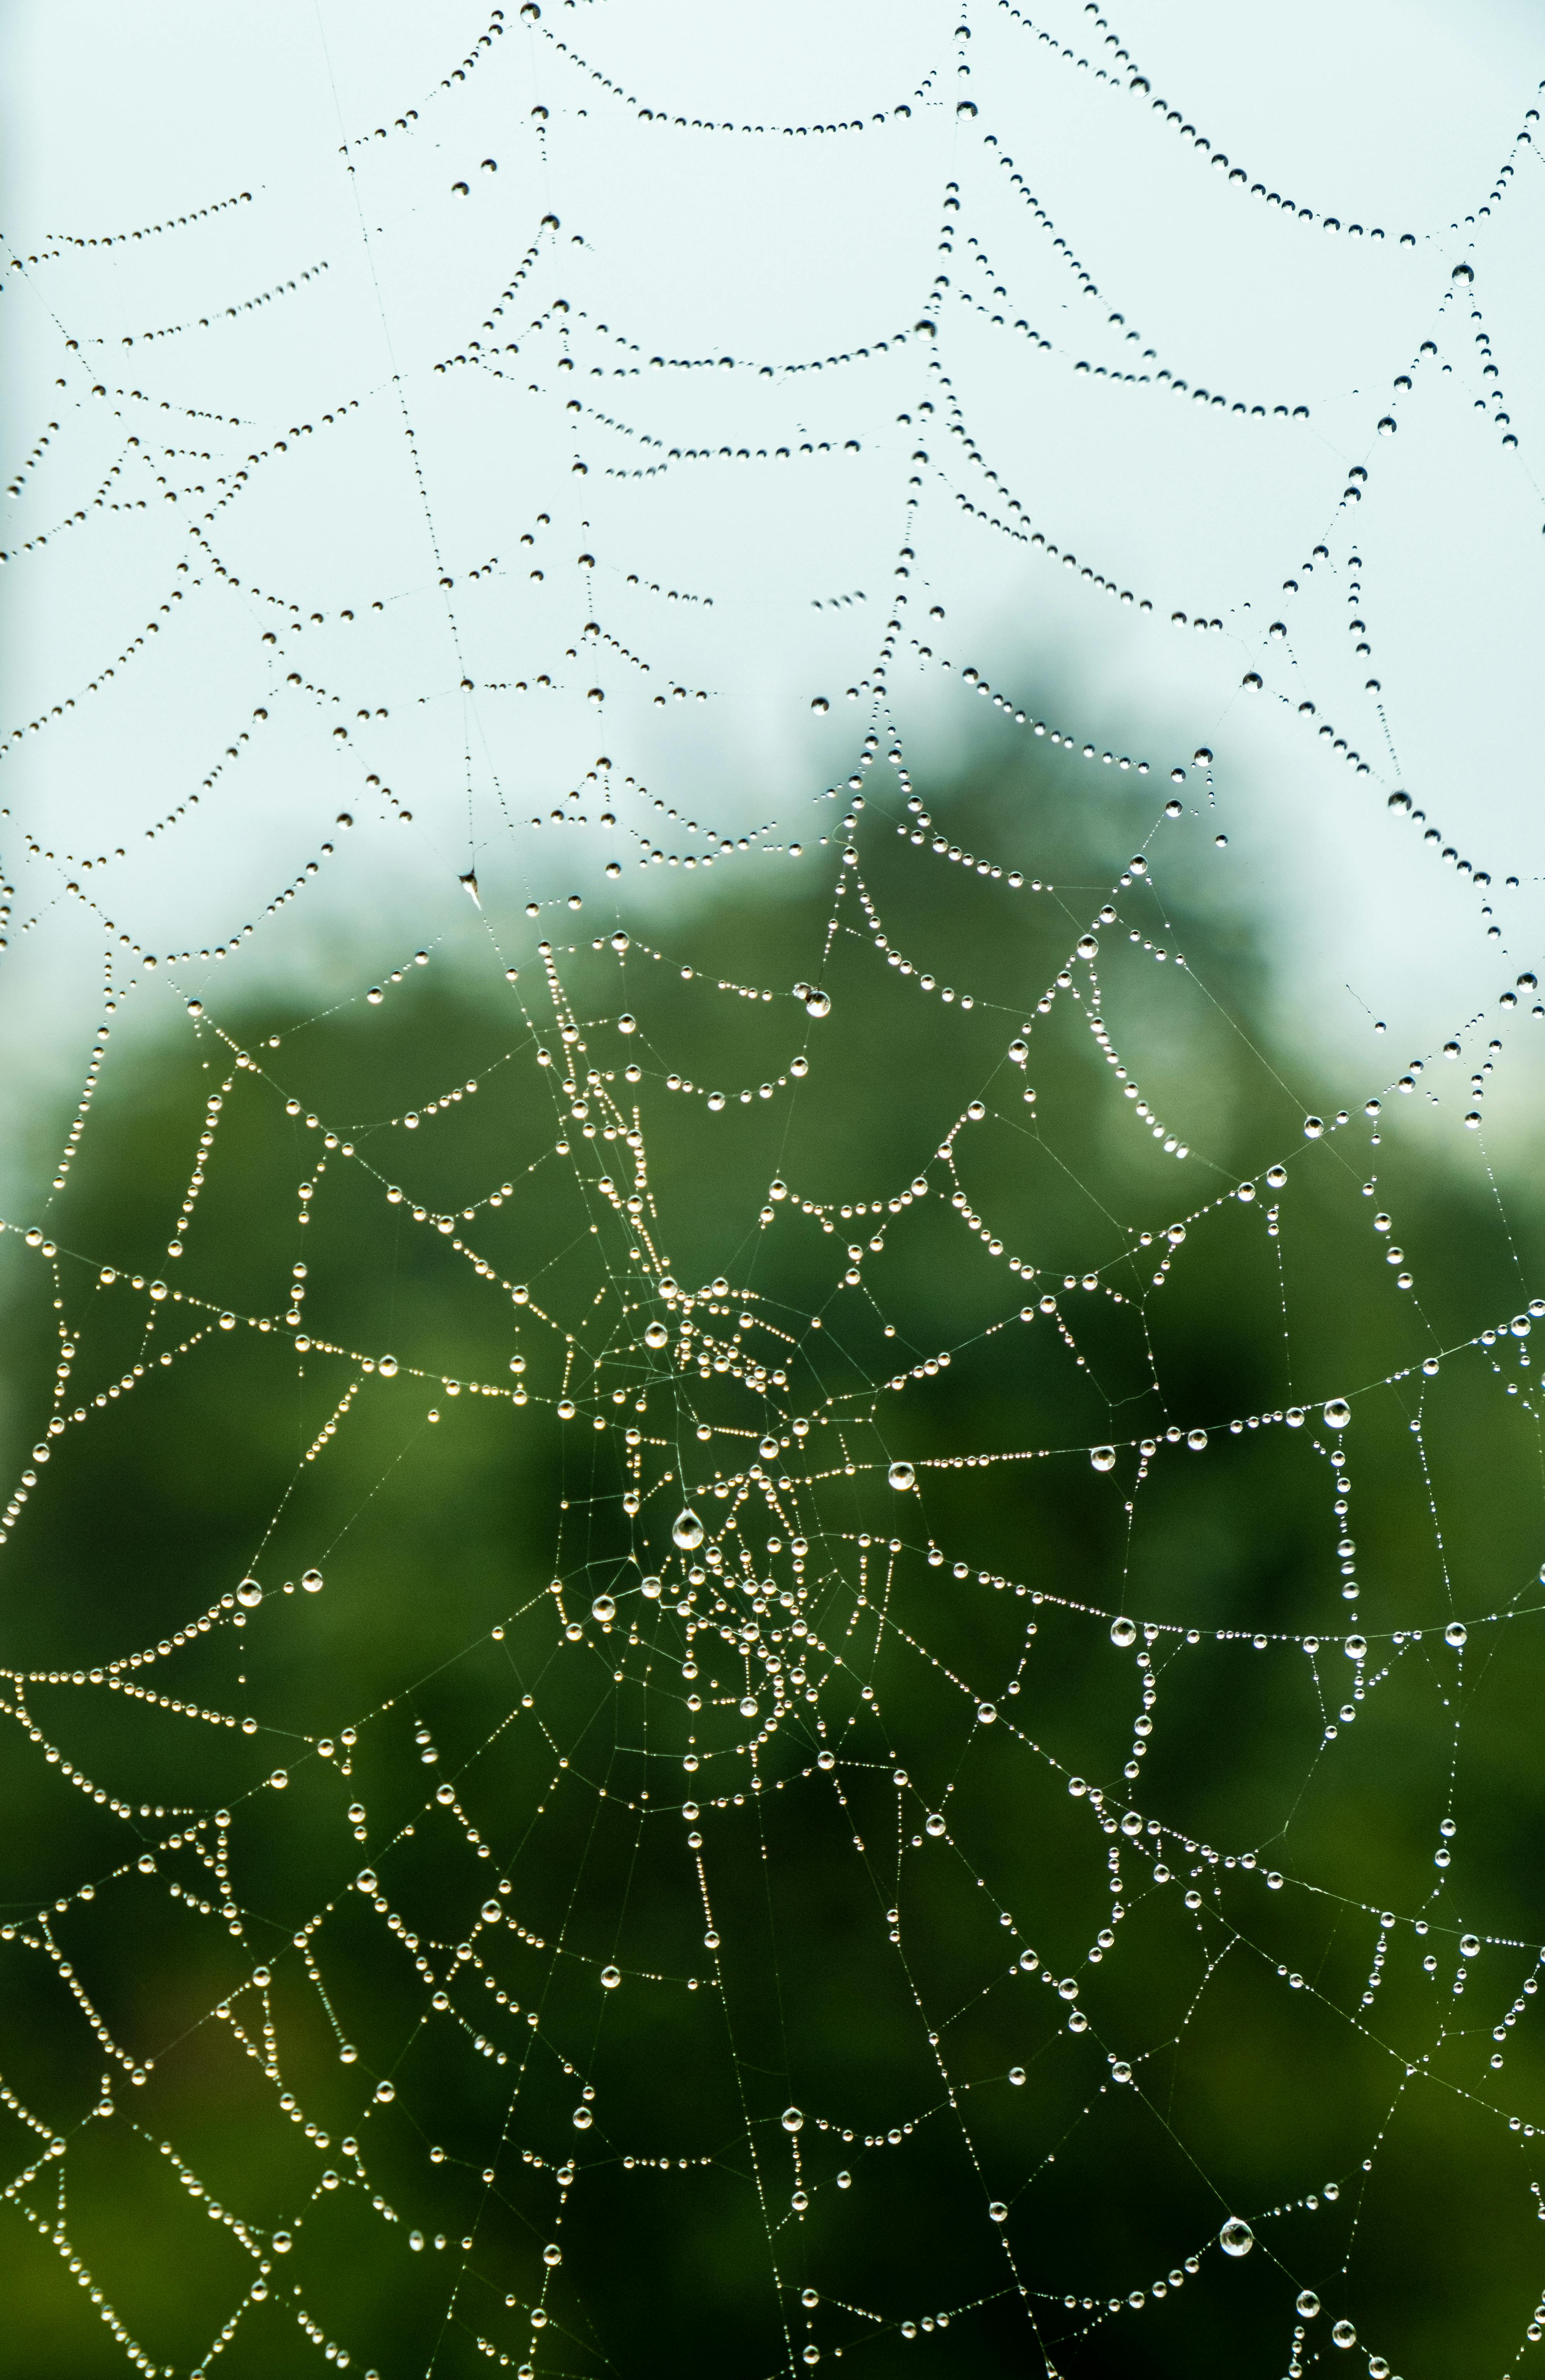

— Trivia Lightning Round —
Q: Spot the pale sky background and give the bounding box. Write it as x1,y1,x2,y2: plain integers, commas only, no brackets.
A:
3,0,1544,1209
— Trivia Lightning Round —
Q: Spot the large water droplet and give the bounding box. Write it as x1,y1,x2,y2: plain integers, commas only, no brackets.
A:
1091,1446,1117,1472
1296,2288,1321,2318
782,2106,804,2133
887,1460,915,1490
1444,1620,1467,1648
591,1594,616,1623
805,988,831,1020
1219,2216,1254,2257
236,1577,263,1608
1331,2318,1357,2347
1323,1398,1351,1428
1110,1616,1137,1647
673,1509,705,1550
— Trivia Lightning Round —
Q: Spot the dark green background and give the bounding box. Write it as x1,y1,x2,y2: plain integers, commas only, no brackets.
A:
3,736,1543,2378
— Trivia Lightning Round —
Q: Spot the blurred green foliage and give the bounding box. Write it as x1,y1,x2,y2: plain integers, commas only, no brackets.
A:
3,738,1544,2379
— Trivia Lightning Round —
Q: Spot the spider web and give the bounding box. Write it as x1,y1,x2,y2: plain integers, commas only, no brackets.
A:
3,4,1545,2377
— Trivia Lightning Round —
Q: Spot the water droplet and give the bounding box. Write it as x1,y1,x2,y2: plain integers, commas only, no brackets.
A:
673,1509,705,1550
1304,1116,1325,1138
887,1460,915,1490
1091,1446,1117,1472
925,1812,946,1835
591,1594,616,1623
1461,1932,1481,1957
1444,1620,1467,1648
572,2105,593,2128
988,2201,1008,2223
740,1696,759,1718
301,1568,324,1593
618,1012,637,1034
1110,1616,1137,1647
236,1578,263,1608
1219,2216,1254,2257
782,2106,804,2133
810,696,830,714
1331,2318,1357,2347
1377,416,1397,436
645,1322,669,1349
600,1965,621,1988
1296,2289,1321,2318
378,1355,399,1379
1323,1398,1351,1428
805,988,831,1019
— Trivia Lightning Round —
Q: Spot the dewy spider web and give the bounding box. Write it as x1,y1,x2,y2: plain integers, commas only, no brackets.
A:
3,3,1545,2376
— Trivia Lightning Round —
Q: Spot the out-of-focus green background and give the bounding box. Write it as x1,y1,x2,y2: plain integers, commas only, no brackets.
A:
4,739,1545,2380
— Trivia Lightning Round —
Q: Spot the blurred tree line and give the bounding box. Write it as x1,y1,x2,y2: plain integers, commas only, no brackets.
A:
2,730,1543,2380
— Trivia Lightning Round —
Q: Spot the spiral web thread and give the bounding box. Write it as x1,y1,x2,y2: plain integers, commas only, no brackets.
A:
2,6,1545,2377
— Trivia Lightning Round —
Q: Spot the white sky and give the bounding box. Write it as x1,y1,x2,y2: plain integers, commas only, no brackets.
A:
3,0,1544,1201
